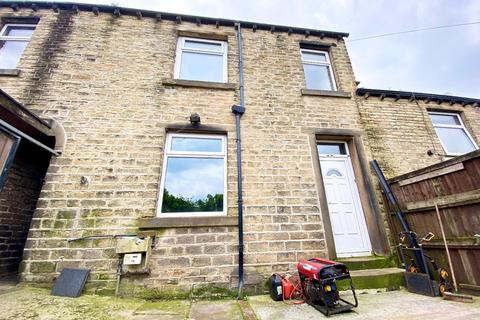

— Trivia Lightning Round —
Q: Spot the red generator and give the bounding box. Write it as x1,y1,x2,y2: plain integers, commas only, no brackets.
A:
297,258,358,316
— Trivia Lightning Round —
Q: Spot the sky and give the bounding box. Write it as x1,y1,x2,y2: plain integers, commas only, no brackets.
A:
33,0,480,98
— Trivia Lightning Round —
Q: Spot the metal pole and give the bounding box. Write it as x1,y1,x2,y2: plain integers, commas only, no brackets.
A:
370,160,427,273
234,22,245,299
435,203,458,292
0,119,59,156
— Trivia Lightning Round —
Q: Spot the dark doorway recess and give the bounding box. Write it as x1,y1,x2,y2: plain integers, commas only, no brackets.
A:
0,138,52,276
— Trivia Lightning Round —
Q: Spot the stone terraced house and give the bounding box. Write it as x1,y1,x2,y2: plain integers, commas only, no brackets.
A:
0,1,479,297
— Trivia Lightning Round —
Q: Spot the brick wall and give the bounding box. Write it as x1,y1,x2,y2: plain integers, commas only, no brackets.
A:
0,7,478,295
0,143,48,275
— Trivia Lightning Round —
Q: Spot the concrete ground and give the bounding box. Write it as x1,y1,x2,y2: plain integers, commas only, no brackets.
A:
0,285,479,320
249,290,480,320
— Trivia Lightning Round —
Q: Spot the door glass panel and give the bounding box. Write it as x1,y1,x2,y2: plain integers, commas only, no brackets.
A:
326,169,343,177
429,113,460,125
162,157,224,213
303,64,333,90
170,137,222,153
179,51,223,82
435,127,476,154
317,143,347,155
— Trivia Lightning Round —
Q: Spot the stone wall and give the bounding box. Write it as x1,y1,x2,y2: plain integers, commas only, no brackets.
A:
0,142,48,275
356,96,480,178
0,6,478,295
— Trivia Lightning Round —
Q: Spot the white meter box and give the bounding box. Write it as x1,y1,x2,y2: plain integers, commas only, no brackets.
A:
123,253,142,265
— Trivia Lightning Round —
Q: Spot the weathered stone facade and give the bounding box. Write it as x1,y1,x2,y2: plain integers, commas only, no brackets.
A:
0,3,478,296
356,94,480,177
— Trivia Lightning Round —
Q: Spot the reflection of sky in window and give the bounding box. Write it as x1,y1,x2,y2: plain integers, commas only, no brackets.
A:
0,41,28,69
5,26,35,37
171,137,222,152
163,157,224,200
434,127,476,154
303,64,332,90
429,114,460,125
180,51,223,82
302,52,326,62
317,143,346,155
184,40,222,51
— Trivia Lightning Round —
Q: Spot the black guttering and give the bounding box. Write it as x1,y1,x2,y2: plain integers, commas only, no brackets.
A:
356,88,480,106
0,1,349,39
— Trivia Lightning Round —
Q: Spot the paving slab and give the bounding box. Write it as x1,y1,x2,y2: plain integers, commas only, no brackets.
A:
248,290,480,320
189,300,243,320
129,300,190,320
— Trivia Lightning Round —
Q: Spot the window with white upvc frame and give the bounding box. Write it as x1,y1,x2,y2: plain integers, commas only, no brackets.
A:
428,111,478,156
301,49,337,91
174,37,228,83
0,24,36,69
157,133,227,216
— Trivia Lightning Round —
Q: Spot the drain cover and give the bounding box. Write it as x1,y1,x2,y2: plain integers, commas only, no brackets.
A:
52,268,90,297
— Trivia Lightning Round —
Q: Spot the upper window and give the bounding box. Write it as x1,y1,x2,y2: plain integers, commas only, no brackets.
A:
174,37,228,83
301,49,336,91
0,24,36,69
428,112,478,156
157,133,227,216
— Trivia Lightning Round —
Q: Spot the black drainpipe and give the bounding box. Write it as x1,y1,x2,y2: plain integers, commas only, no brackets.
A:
232,22,246,299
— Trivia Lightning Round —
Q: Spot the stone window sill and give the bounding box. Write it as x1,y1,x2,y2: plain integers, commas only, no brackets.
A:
0,69,20,76
301,89,351,98
162,79,237,90
138,216,238,229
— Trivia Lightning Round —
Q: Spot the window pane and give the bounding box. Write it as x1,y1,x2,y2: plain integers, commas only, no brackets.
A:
4,26,35,37
429,113,461,125
302,51,327,62
435,127,476,154
0,40,28,69
162,157,224,213
317,143,346,155
180,51,224,82
184,40,222,51
171,137,222,152
303,64,333,90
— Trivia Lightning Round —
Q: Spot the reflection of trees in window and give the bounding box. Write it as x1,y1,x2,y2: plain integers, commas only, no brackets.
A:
162,189,223,213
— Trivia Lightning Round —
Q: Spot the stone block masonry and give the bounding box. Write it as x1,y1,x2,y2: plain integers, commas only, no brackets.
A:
0,5,478,296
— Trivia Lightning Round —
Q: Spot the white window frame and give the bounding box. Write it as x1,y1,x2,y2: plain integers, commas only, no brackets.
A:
0,23,36,68
301,48,337,91
174,36,228,83
429,111,478,156
156,132,227,217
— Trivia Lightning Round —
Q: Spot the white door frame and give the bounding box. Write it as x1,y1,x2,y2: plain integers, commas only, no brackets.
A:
318,141,372,257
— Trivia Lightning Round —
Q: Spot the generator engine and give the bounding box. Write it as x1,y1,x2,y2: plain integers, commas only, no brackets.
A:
297,258,358,316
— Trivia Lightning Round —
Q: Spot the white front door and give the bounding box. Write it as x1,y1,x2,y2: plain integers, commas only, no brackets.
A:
318,142,372,257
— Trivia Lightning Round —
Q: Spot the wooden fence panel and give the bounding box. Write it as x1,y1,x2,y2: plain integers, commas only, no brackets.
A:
386,150,480,295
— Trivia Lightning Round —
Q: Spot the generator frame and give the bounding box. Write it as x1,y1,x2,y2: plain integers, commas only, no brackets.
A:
298,258,358,317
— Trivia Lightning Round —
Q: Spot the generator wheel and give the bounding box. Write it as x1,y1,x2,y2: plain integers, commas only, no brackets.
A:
439,268,449,280
439,283,447,296
408,264,418,273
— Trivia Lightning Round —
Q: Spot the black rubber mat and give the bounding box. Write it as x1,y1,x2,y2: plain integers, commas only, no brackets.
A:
51,268,90,297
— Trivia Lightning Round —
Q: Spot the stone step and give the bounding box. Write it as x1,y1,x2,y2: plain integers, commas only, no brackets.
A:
338,267,405,291
337,255,397,271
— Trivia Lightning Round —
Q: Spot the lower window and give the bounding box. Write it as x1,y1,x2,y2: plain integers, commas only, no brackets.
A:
157,133,227,216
